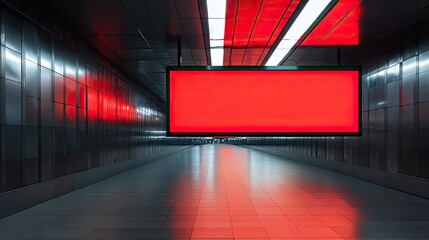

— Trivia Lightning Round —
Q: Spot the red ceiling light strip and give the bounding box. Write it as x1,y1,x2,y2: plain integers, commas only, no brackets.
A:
254,0,300,65
223,0,301,66
301,0,361,46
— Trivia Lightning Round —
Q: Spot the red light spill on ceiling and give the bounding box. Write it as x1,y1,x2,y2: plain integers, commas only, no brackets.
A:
168,69,360,135
302,0,362,46
223,0,301,66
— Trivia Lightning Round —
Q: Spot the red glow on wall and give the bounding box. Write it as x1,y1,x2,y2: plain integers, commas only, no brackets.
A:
66,78,76,106
302,0,361,46
168,68,360,135
223,0,301,65
73,71,138,125
87,88,98,111
78,83,86,108
66,105,76,127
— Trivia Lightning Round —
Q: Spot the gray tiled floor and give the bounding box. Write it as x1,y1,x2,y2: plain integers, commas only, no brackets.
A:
0,144,428,239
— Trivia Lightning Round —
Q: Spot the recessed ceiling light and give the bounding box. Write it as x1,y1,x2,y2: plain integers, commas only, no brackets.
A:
206,0,226,66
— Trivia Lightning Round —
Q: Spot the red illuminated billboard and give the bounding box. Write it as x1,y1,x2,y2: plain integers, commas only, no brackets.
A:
167,67,361,136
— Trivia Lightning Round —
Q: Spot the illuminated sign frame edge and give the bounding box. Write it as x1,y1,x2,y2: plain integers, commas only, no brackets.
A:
166,66,362,137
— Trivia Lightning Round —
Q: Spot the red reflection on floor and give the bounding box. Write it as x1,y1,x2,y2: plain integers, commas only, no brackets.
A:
302,0,362,46
168,145,359,239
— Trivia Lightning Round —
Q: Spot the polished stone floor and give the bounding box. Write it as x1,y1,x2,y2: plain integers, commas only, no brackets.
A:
0,144,428,239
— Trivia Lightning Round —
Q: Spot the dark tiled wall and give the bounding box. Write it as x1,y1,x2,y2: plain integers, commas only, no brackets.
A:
0,4,187,192
235,22,429,180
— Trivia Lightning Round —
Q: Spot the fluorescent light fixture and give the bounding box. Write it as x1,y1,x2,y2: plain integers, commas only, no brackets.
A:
210,48,224,66
265,0,334,66
206,0,226,66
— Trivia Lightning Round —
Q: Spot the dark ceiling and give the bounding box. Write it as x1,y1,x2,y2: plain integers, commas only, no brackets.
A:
16,0,429,102
41,0,210,102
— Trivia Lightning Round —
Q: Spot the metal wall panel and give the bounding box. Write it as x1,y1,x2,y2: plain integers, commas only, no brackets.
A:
387,81,399,107
24,126,39,185
3,126,22,191
4,80,22,125
419,71,429,102
402,57,417,78
419,50,429,73
0,4,194,192
24,21,39,63
401,75,418,105
24,59,39,98
1,10,22,53
4,48,22,82
24,96,38,126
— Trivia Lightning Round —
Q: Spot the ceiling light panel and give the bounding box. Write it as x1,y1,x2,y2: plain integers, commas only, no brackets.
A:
265,0,334,66
301,0,361,46
206,0,227,66
223,0,301,66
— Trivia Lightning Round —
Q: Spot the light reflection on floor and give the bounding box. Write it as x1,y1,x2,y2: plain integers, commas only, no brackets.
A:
0,144,428,239
169,145,359,239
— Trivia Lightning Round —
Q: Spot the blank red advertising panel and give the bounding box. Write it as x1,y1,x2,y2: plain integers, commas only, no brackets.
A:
168,67,360,136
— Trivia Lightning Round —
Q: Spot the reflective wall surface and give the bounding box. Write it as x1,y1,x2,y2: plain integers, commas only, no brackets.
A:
0,4,190,192
234,20,429,181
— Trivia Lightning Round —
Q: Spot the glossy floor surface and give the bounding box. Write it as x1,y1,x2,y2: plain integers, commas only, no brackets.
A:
0,144,428,239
